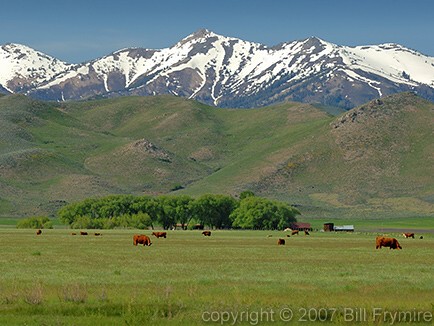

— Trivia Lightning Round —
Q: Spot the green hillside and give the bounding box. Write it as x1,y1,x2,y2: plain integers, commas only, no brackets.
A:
0,93,432,219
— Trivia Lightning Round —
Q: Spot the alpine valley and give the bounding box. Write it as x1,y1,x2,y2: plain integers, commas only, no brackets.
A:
1,29,434,109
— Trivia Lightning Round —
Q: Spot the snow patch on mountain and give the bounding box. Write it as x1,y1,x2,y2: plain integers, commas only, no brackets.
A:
0,43,72,92
340,44,434,86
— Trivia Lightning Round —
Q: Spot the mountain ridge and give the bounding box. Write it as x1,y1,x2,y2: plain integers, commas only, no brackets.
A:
1,30,434,108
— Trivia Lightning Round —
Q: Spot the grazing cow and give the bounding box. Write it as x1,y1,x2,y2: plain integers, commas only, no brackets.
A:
284,228,291,232
80,231,88,236
94,233,102,236
152,231,167,238
36,229,42,235
202,231,211,237
402,233,415,239
133,234,152,246
375,236,402,250
277,238,285,245
291,230,299,236
304,230,310,235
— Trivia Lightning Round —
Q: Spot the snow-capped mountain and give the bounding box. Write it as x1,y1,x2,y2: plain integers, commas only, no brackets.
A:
0,43,73,94
1,29,434,108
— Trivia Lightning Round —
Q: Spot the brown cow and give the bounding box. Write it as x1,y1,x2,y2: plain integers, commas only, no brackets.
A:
304,230,310,235
80,231,88,236
291,230,299,236
71,232,77,235
376,236,402,250
202,231,211,236
277,238,285,245
152,231,167,238
403,233,415,239
36,229,42,235
133,234,152,246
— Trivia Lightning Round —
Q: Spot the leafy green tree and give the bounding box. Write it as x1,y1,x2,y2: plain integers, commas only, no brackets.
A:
58,201,90,225
120,213,152,229
129,212,152,229
239,190,255,200
144,197,163,229
95,195,136,218
101,218,117,229
157,196,177,230
160,195,195,229
193,194,238,229
230,197,299,230
79,198,99,218
71,215,93,229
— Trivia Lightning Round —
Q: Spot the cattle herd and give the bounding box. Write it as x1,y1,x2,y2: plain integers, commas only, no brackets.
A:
34,227,423,250
276,229,418,250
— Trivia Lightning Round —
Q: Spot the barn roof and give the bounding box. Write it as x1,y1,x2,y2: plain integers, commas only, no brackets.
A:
291,222,311,228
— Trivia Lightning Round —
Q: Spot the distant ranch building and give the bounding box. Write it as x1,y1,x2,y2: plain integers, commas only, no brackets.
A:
323,223,334,232
323,223,354,232
290,222,312,231
333,225,355,232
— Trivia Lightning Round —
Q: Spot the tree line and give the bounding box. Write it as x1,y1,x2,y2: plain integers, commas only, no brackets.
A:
16,216,53,229
57,192,299,230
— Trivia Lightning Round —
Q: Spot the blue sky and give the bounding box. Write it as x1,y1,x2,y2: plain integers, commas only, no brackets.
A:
1,0,433,63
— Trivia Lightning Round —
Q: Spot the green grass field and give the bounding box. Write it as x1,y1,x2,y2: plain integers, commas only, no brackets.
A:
0,228,432,325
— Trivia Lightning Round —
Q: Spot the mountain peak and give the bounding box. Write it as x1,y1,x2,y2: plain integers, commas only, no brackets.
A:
2,42,26,49
176,29,221,47
2,43,37,54
191,28,216,38
306,36,323,42
182,29,220,41
302,36,335,47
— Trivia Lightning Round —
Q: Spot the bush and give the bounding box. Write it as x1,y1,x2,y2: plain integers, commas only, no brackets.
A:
129,212,152,229
70,216,93,229
101,218,117,229
110,213,152,229
16,216,53,229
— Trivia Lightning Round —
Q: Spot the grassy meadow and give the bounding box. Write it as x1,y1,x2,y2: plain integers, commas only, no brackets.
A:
0,227,433,325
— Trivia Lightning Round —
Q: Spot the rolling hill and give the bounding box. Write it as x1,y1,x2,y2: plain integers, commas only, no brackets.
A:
0,92,432,219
